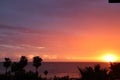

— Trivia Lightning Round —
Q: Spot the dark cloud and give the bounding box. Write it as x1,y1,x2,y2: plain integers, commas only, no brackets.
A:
0,24,30,32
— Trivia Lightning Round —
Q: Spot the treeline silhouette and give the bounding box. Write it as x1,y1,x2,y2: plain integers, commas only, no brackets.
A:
1,56,120,80
1,56,43,80
78,63,120,80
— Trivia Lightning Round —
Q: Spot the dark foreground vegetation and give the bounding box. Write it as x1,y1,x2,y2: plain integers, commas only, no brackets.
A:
1,56,120,80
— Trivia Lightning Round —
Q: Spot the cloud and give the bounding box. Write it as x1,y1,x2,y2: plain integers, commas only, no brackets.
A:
0,44,45,50
43,54,57,60
0,44,21,49
20,44,45,49
0,24,36,33
0,43,45,61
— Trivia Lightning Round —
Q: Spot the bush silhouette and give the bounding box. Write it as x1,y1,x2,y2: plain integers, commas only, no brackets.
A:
78,64,108,80
44,70,48,79
109,62,120,80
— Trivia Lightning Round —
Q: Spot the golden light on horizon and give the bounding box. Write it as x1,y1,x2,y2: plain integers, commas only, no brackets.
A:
28,54,34,60
102,54,118,62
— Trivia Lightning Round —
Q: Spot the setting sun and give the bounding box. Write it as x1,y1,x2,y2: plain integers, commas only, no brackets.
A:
102,54,118,62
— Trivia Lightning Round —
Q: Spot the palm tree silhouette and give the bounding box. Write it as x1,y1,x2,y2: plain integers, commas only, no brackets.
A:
19,56,28,70
11,56,28,75
78,64,108,80
33,56,42,75
3,58,12,74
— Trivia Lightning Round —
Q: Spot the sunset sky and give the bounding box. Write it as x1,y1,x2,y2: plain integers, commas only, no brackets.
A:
0,0,120,62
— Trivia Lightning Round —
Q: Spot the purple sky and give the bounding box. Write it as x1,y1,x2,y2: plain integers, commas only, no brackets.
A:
0,0,120,62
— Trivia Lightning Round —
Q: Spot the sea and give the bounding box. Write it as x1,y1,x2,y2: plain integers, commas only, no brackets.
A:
0,62,110,78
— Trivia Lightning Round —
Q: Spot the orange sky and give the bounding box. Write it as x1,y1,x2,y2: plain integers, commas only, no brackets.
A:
0,0,120,62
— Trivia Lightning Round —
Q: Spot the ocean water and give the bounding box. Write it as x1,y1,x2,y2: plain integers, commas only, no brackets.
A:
0,62,110,78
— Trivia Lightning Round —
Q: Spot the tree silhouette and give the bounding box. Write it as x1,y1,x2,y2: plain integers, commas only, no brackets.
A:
11,62,19,74
78,64,108,80
44,70,48,79
109,62,120,80
19,56,28,70
3,58,12,74
11,56,28,75
33,56,42,75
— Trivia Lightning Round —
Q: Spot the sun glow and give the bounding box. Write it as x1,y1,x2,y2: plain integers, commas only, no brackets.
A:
102,54,118,62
